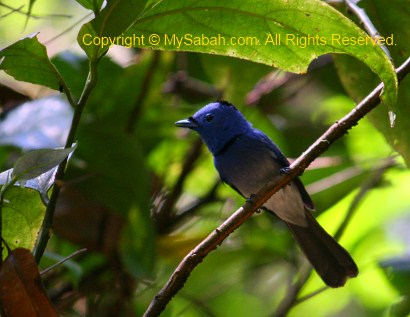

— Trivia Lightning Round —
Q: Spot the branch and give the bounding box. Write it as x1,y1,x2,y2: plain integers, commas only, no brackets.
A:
142,56,410,317
33,59,100,263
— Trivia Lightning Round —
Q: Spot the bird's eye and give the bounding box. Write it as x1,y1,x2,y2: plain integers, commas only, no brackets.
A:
205,114,214,122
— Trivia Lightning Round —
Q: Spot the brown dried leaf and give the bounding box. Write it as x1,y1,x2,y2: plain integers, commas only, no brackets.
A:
0,248,59,317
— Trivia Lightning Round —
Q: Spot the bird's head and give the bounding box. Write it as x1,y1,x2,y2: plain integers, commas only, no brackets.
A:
175,101,251,155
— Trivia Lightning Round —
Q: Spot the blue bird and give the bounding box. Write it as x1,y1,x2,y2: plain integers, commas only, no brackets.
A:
175,101,358,287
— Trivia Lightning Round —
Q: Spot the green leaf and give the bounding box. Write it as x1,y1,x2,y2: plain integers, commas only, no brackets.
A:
123,0,397,107
13,144,77,182
75,0,105,13
77,0,148,59
0,34,67,91
2,187,46,259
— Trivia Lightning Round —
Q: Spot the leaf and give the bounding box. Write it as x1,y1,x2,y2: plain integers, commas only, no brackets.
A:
75,0,105,13
13,144,77,182
379,256,410,296
0,34,66,91
77,0,149,59
75,123,148,212
1,187,46,258
0,144,76,195
0,248,59,317
0,167,56,195
123,0,397,107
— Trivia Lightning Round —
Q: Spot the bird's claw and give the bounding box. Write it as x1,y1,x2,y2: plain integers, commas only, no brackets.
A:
280,167,291,174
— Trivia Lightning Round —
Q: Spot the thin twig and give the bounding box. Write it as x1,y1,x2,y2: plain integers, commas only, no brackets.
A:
142,56,410,317
295,286,328,305
0,3,71,19
0,4,24,18
344,0,392,59
44,13,93,45
40,248,87,275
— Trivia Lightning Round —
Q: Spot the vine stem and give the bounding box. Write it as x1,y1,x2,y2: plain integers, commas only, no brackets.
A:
142,56,410,317
34,59,99,263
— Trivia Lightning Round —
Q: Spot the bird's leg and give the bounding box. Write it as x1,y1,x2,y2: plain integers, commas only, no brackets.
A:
246,193,257,204
246,194,264,213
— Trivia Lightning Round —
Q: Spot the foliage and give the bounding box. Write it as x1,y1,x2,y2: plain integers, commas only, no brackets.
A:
0,0,409,316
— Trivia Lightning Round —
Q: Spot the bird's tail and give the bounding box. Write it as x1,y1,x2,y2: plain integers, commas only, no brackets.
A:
286,210,358,288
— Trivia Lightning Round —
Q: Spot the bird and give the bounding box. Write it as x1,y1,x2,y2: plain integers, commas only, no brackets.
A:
175,100,358,288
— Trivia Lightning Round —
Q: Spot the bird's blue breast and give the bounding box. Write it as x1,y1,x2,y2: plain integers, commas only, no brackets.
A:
215,134,278,194
214,132,308,226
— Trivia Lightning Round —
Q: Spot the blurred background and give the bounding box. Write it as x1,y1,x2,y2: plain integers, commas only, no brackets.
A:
1,1,410,316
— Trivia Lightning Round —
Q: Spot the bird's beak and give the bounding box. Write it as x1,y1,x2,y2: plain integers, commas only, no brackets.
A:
175,117,198,129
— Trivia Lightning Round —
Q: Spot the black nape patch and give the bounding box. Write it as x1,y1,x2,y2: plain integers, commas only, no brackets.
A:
217,100,237,110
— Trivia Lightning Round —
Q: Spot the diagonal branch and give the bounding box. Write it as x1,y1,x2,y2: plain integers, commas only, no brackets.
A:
142,56,410,317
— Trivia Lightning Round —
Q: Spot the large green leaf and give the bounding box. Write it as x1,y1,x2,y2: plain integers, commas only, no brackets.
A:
0,34,66,91
120,0,397,107
1,187,46,259
77,0,148,59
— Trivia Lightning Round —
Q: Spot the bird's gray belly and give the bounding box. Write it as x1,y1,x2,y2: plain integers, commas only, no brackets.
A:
215,148,307,226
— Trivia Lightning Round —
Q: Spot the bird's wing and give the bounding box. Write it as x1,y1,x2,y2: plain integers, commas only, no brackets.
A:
253,129,315,210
